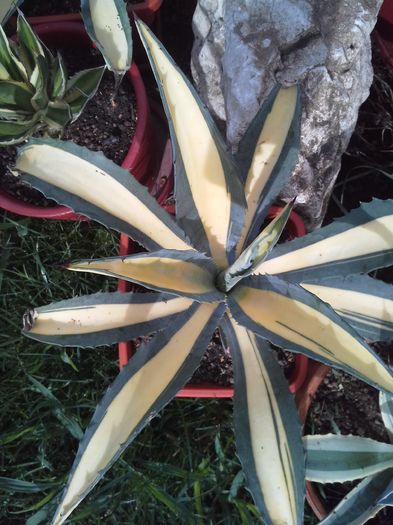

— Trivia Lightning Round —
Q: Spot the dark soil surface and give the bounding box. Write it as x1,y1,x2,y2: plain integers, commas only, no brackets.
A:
22,0,143,16
189,333,296,387
190,330,233,386
0,45,137,207
306,368,389,442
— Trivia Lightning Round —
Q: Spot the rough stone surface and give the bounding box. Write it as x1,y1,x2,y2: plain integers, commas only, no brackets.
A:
191,0,383,229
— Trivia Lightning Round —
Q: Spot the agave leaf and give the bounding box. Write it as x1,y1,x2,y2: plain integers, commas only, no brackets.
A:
255,200,393,282
16,10,46,76
50,301,225,525
0,107,30,120
304,434,393,482
222,316,304,525
235,85,301,253
0,24,27,81
0,118,37,145
68,250,224,303
378,476,393,505
15,138,193,252
380,392,393,442
0,0,23,25
136,19,246,268
64,66,105,120
302,275,393,341
22,291,193,347
44,100,72,130
227,275,393,393
50,53,68,99
0,80,33,111
81,0,132,79
319,469,393,525
30,55,49,111
218,200,295,292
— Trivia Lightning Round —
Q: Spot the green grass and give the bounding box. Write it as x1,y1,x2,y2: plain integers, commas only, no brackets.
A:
2,215,320,525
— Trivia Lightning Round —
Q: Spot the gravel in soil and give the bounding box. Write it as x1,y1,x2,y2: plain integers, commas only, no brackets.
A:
0,46,137,207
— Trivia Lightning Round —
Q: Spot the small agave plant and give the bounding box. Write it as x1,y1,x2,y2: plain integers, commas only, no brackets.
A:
16,20,393,525
304,391,393,523
0,12,105,145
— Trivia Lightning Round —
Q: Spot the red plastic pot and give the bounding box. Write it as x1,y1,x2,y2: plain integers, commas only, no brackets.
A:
295,361,332,520
380,0,393,25
19,1,163,28
0,22,155,220
375,0,393,70
117,204,309,398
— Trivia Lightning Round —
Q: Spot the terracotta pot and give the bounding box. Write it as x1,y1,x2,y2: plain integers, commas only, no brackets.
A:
117,202,310,398
18,1,163,29
375,1,393,70
0,22,155,220
295,361,332,520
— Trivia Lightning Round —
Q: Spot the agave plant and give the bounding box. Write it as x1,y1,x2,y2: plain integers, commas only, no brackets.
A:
0,12,105,145
15,20,393,525
303,391,393,524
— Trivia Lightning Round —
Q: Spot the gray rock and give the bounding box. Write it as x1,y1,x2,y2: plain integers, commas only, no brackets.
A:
191,0,383,229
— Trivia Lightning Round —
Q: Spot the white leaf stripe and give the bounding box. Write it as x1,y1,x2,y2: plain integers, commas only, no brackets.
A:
222,317,304,525
136,20,245,269
16,138,193,252
255,200,393,281
23,292,193,347
304,434,393,482
51,302,225,525
228,275,393,394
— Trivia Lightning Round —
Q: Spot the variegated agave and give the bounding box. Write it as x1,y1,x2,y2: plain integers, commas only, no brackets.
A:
16,20,393,525
0,12,105,145
304,391,393,523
